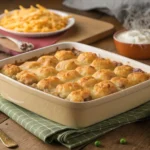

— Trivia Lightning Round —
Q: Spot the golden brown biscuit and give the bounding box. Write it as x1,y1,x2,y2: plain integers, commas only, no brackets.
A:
77,76,98,88
92,80,118,99
91,58,116,70
77,52,97,65
75,66,96,76
35,66,57,79
57,70,81,82
111,77,129,90
54,50,76,61
19,61,41,70
16,70,38,85
93,69,116,81
114,65,133,77
1,64,21,78
66,89,91,102
56,59,78,71
37,55,58,67
127,72,149,86
56,82,82,98
37,76,62,92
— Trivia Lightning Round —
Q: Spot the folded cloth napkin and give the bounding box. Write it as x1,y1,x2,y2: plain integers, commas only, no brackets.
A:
0,30,64,55
0,96,150,149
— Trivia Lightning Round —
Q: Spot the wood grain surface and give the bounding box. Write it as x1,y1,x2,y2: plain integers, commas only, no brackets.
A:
0,0,150,150
59,13,114,44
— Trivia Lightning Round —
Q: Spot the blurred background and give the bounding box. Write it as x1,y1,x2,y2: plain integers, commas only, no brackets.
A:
0,0,122,29
0,0,123,58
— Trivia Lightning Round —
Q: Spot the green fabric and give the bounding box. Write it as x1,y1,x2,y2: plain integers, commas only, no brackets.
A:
0,96,150,149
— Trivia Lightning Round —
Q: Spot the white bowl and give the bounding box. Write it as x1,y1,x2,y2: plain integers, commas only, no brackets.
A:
0,9,75,37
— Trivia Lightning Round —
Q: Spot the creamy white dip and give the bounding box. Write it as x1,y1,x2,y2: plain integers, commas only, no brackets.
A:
116,29,150,44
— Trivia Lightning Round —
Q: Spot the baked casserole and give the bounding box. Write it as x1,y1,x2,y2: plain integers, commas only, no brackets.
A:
1,50,149,102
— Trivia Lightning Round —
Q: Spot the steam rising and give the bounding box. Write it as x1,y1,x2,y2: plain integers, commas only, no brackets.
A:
121,3,150,30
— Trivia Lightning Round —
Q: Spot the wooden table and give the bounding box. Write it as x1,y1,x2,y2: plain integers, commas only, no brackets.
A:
0,0,150,150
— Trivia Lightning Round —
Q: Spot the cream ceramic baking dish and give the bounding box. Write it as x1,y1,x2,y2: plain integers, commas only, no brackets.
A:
0,42,150,128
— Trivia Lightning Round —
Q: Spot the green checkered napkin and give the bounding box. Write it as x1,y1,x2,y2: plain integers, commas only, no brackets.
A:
0,96,150,149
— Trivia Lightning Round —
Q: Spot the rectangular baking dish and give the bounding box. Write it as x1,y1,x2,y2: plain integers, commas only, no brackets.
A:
0,42,150,128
